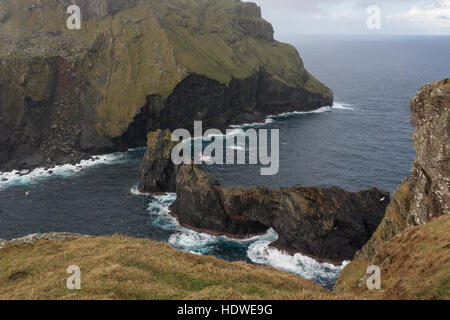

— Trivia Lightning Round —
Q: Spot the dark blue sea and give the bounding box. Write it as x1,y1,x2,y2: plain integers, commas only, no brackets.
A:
1,35,449,289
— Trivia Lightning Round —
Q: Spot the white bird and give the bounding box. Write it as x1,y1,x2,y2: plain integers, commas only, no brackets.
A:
380,197,386,201
25,191,30,197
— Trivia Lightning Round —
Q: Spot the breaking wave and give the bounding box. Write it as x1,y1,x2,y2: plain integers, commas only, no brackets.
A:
0,153,128,189
248,240,349,289
144,193,347,288
230,102,354,129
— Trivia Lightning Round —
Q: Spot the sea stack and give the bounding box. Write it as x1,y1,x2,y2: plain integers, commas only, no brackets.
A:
138,130,179,193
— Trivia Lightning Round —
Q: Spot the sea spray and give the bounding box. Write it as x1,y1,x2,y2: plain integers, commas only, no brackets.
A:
143,192,348,288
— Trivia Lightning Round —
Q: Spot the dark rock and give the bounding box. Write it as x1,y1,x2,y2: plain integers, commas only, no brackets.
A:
138,130,180,193
115,69,333,149
170,163,269,238
170,164,390,263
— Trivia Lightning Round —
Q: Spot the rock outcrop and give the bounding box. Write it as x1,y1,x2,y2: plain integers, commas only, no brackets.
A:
170,163,390,263
138,129,179,193
0,232,88,249
356,79,450,262
0,0,333,172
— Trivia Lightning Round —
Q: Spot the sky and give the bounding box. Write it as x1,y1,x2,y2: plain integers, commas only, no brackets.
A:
247,0,450,35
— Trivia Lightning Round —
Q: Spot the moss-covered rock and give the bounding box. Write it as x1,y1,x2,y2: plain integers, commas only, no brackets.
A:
0,0,333,171
337,79,450,292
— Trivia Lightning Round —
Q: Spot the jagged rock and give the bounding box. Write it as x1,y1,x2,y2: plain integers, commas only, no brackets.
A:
170,163,269,237
0,0,332,172
138,129,179,193
170,163,390,263
356,79,450,262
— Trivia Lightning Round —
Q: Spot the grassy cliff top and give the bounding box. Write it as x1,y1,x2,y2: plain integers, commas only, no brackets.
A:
0,215,448,300
0,235,330,300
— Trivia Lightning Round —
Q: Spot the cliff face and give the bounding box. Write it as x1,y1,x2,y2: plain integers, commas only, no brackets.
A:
169,163,389,263
138,129,179,193
0,0,333,171
356,79,450,262
336,79,449,292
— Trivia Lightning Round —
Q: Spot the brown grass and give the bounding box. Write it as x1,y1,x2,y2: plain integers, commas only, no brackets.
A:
0,215,448,300
335,215,450,300
0,236,331,300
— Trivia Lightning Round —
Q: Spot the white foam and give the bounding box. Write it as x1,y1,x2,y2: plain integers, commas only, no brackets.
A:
130,185,153,196
247,239,349,287
146,195,346,285
147,193,277,254
332,102,354,110
229,102,353,129
0,153,127,189
169,232,217,253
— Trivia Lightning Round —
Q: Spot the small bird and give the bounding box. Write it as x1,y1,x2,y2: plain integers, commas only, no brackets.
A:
380,197,386,201
25,191,30,197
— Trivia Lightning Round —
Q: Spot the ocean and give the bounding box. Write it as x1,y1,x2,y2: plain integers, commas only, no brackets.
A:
1,35,449,289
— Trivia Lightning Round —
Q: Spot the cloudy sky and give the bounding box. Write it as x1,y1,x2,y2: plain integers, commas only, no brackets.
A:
248,0,450,35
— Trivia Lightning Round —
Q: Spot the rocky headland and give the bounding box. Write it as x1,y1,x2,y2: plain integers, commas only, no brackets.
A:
335,78,449,293
0,0,332,172
138,129,390,263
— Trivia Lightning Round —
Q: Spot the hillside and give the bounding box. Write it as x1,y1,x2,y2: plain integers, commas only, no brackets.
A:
0,0,333,171
0,215,448,299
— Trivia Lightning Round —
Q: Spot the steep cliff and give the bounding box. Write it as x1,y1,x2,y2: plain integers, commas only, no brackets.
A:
169,163,389,263
336,79,449,292
356,79,449,262
0,0,333,171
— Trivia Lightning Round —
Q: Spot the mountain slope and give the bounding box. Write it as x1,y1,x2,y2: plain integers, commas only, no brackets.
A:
0,0,332,171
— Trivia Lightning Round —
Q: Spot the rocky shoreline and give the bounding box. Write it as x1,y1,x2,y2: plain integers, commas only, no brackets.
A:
138,129,390,264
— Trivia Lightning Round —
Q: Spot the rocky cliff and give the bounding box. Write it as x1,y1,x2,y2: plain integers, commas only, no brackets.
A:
0,0,333,171
335,79,449,292
355,79,449,262
169,163,389,263
138,129,179,193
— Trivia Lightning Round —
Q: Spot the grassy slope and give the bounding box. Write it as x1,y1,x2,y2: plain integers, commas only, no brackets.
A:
0,236,330,300
335,215,450,300
0,215,448,300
